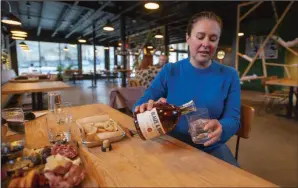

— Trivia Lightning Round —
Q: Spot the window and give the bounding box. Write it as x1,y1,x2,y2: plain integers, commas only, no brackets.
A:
109,47,114,71
39,42,61,74
16,40,40,75
169,52,177,63
178,53,188,61
96,46,105,71
59,44,78,70
82,45,94,74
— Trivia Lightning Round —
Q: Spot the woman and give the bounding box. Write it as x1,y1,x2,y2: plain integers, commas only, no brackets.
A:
135,54,161,88
133,11,240,167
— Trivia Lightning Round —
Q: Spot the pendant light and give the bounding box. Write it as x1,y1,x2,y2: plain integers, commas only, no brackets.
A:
78,38,87,43
10,29,27,35
144,2,159,10
104,46,109,50
63,46,68,51
147,42,154,49
12,33,27,38
169,46,175,52
1,1,22,26
19,42,27,47
12,36,25,40
103,20,114,31
154,29,163,39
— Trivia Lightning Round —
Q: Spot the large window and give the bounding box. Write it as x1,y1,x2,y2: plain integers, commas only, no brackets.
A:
60,44,78,70
169,52,177,63
40,42,60,74
81,45,94,74
96,46,105,71
16,40,40,75
178,53,188,61
17,40,79,75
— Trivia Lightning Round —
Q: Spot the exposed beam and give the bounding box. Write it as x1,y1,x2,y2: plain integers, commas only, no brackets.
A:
83,2,142,38
37,1,46,36
64,9,95,39
65,1,110,39
52,1,79,37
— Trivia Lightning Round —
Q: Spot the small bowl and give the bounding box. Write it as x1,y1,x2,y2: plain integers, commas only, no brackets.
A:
1,140,25,160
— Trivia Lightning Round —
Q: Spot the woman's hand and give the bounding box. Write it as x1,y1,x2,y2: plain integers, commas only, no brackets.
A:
203,119,222,146
134,98,167,113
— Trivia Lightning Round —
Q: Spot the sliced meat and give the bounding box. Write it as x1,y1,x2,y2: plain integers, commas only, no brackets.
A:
51,144,77,159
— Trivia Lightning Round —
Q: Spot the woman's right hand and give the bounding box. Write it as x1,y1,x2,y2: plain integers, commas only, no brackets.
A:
134,98,167,113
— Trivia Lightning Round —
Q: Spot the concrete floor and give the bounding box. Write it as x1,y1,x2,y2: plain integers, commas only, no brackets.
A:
16,79,298,187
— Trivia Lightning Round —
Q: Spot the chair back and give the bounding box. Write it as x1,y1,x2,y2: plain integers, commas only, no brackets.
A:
38,75,48,80
237,104,255,139
128,79,140,87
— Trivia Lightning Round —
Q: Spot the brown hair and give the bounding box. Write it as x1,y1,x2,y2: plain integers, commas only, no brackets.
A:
187,11,223,36
138,55,153,70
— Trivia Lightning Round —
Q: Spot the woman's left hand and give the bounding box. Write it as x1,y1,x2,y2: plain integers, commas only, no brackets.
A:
203,119,223,147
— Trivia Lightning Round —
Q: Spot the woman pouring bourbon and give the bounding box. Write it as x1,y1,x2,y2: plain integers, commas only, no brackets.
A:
133,11,241,167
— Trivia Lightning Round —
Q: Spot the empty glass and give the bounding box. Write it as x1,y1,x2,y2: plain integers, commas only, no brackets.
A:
2,108,25,134
186,108,211,144
54,102,72,124
46,102,73,144
46,113,72,144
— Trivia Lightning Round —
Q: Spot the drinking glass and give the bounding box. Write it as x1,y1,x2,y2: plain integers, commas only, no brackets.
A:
1,108,25,134
185,108,211,144
46,102,73,144
54,102,72,124
46,113,72,144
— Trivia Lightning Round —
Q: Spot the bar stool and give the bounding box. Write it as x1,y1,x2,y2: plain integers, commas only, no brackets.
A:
235,104,255,160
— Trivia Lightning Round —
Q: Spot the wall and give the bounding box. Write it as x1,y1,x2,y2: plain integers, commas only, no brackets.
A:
238,12,298,92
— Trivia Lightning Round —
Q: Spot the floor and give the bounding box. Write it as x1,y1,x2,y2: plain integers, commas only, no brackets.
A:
11,79,298,187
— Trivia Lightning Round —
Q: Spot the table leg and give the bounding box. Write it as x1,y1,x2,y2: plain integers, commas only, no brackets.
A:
32,93,37,110
286,86,294,118
37,92,43,110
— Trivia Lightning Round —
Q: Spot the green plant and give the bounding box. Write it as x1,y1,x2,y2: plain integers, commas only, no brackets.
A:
56,64,64,81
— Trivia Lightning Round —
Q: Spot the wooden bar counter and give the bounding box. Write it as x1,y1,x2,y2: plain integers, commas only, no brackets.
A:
3,104,278,187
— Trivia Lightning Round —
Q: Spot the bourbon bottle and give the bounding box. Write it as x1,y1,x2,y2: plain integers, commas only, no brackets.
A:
133,100,196,140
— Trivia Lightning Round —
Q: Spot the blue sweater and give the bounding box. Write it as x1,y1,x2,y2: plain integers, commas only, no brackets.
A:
134,58,241,151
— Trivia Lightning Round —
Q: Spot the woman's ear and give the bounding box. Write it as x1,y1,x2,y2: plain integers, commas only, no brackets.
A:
186,33,190,45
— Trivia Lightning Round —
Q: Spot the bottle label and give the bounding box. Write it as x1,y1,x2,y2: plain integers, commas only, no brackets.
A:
136,108,166,140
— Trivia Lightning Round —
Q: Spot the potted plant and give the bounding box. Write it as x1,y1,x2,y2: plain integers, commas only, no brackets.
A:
56,64,64,81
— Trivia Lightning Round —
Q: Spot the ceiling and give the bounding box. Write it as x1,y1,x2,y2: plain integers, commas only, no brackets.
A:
1,1,297,47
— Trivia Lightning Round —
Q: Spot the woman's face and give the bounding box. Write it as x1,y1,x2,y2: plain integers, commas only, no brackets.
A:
186,19,221,64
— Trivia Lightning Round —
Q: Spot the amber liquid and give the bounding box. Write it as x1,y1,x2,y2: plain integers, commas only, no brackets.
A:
134,103,182,140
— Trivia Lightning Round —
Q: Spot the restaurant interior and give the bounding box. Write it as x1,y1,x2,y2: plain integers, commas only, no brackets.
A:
1,1,298,187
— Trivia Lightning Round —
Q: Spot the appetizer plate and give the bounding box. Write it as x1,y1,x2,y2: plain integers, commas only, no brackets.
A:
76,115,126,148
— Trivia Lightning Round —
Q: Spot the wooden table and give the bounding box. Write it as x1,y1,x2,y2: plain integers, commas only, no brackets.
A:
2,81,72,110
266,79,298,119
4,104,277,187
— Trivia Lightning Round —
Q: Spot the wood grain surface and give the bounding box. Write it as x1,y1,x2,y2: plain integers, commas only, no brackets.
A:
2,104,278,187
2,81,72,94
265,79,298,87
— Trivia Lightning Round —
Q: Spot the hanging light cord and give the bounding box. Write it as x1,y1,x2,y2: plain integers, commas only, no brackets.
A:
2,1,12,12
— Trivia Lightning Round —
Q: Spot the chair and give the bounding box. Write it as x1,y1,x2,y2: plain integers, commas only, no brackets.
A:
128,79,140,87
260,76,288,114
235,104,255,161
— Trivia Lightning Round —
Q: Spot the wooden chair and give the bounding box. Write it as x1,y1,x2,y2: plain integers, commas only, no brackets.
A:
128,79,140,87
260,76,288,114
235,104,255,160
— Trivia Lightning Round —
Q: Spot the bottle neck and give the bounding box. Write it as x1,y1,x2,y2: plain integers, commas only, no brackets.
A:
179,100,196,115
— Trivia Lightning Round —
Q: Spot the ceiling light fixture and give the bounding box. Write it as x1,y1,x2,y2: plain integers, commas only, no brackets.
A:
19,42,27,47
169,46,175,52
118,42,122,46
63,46,68,51
12,36,25,40
103,20,114,31
144,2,159,10
238,32,244,37
12,33,27,37
154,29,163,39
147,42,154,49
217,50,225,60
1,1,22,26
78,39,86,43
104,47,109,50
69,44,76,47
11,29,27,35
